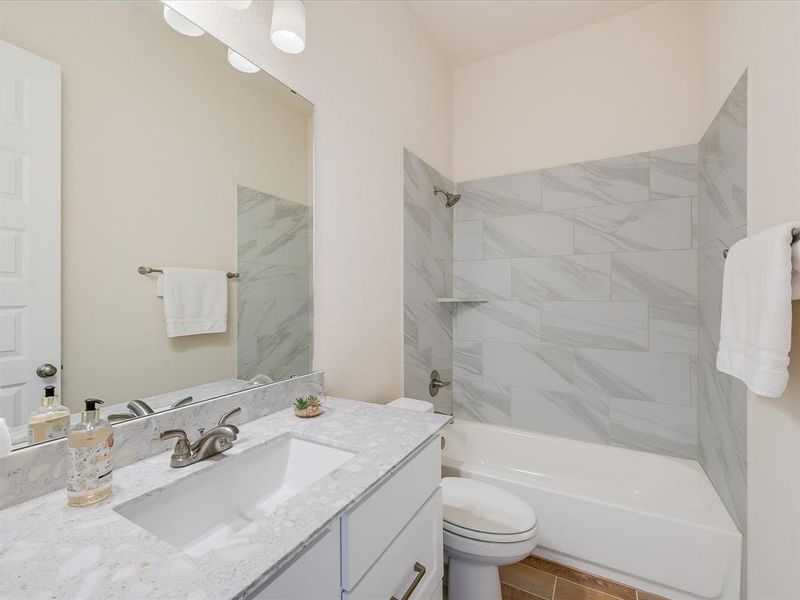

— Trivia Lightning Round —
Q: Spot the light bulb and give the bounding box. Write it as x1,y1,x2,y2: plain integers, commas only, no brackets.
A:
227,48,260,74
162,5,204,37
271,0,306,54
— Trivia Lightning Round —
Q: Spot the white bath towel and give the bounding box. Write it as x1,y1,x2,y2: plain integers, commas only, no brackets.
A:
156,268,228,337
717,223,800,397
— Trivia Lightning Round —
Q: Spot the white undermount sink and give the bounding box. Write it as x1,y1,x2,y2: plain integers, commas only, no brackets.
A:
115,435,355,557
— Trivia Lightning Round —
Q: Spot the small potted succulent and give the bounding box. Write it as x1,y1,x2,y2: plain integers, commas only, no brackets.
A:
294,394,322,418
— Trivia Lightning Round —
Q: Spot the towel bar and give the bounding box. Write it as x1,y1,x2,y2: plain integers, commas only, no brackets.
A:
138,266,239,279
722,227,800,259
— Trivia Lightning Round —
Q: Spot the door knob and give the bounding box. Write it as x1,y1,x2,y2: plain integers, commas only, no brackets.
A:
36,363,58,378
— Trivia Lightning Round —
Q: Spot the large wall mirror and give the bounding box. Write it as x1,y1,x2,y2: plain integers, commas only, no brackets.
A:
0,1,314,448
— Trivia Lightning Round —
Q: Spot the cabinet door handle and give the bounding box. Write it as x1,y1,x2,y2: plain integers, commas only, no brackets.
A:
391,562,426,600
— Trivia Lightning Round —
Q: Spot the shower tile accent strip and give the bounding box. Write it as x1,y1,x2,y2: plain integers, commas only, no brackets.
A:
495,555,668,600
453,144,700,459
403,149,454,413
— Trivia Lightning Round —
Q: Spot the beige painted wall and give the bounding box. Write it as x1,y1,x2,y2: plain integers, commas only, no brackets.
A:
0,1,311,410
701,2,800,598
167,0,453,403
452,0,705,181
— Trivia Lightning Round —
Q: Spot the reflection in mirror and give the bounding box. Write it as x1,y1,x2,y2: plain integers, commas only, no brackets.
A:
237,186,312,382
0,1,313,449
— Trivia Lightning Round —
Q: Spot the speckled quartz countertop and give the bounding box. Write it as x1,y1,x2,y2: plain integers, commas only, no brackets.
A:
0,398,450,600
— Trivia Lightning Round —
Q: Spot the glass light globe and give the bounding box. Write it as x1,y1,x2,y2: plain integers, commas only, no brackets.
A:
162,6,204,37
227,48,260,74
271,0,306,54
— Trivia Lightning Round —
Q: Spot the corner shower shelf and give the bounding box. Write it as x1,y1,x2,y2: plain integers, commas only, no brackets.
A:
437,297,490,303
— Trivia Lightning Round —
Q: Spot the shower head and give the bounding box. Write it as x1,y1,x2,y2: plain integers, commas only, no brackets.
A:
433,186,461,207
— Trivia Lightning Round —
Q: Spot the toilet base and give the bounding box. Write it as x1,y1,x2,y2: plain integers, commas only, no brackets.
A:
447,557,501,600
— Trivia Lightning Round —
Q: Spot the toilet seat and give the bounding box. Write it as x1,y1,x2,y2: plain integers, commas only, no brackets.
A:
441,477,538,544
443,527,539,562
444,519,538,544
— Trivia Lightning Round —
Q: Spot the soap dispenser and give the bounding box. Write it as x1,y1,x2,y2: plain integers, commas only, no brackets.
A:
66,399,113,507
27,385,70,444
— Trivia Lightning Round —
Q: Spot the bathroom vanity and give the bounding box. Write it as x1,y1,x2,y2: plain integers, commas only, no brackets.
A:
254,431,443,600
0,398,450,600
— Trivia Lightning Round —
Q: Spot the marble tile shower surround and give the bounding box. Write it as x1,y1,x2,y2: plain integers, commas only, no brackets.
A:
451,144,702,459
697,73,747,534
237,185,312,383
403,149,454,414
0,372,324,509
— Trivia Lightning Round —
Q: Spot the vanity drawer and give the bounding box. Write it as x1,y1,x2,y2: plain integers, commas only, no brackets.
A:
246,523,341,600
341,436,441,589
343,488,443,600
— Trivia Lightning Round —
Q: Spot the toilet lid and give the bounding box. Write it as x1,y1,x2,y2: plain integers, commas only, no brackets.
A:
441,477,537,542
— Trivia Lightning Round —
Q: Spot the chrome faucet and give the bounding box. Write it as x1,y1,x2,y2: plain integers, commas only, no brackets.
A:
108,396,194,423
108,399,156,422
160,407,241,468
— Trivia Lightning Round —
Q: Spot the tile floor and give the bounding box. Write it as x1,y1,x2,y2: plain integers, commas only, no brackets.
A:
442,554,671,599
497,556,669,600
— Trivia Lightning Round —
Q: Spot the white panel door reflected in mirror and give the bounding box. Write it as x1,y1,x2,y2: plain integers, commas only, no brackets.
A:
0,40,61,430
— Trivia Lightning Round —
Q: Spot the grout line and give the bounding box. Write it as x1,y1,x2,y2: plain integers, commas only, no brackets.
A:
502,581,551,600
508,562,558,600
555,575,631,600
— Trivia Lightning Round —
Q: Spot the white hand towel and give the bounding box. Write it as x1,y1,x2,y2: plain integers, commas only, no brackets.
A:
716,222,800,397
156,268,228,337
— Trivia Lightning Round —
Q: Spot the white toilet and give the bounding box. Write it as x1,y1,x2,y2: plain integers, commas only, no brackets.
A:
387,399,539,600
441,477,538,600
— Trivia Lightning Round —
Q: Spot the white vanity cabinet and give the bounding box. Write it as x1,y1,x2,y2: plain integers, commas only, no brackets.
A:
343,489,442,600
248,436,443,600
342,436,443,600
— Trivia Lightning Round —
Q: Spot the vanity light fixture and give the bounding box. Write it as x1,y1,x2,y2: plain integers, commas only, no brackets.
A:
271,0,306,54
162,5,204,37
227,48,260,74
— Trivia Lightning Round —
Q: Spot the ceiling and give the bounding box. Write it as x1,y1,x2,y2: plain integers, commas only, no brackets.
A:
407,0,656,66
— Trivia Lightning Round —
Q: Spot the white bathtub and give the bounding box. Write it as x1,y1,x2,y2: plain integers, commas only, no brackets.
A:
441,420,742,600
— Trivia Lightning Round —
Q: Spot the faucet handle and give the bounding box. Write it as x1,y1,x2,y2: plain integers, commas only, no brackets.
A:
218,407,241,430
160,429,191,459
170,395,194,409
428,370,451,397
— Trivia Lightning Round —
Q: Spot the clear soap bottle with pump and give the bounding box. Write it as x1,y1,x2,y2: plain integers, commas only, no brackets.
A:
66,399,113,507
28,385,71,444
